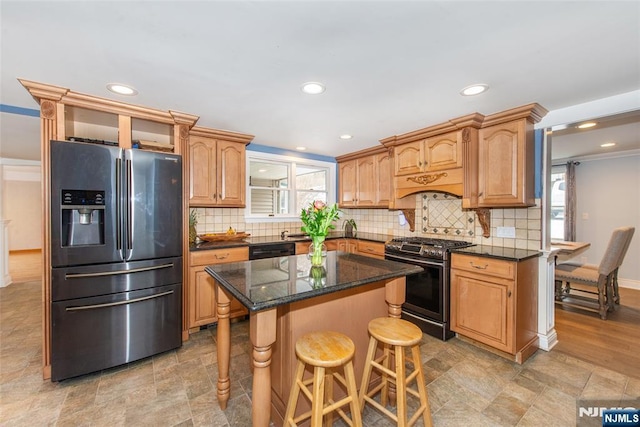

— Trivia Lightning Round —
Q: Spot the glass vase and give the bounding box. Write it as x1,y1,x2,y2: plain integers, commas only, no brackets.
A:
308,235,327,266
309,265,327,289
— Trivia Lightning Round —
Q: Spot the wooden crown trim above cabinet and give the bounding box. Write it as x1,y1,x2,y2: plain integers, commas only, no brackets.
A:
379,113,485,147
334,145,388,162
481,103,548,127
189,126,254,145
20,79,200,125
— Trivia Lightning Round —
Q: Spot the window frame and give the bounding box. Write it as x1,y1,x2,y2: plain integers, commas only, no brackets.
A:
245,151,336,223
550,164,567,240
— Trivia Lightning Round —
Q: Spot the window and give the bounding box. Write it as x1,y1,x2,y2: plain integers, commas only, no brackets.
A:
550,166,566,240
246,152,336,221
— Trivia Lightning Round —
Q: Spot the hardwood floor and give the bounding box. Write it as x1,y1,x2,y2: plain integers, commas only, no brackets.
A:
8,249,41,283
554,286,640,379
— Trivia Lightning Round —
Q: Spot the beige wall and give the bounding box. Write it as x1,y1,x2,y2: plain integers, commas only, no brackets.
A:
575,154,640,283
2,165,42,251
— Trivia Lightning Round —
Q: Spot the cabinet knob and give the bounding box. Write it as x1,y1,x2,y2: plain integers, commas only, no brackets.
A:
508,290,512,297
218,193,222,199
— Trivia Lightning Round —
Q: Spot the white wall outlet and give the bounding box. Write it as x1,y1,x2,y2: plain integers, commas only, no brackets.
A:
496,226,516,238
582,212,589,220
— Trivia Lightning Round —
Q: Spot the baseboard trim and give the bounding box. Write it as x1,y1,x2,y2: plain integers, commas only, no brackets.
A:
620,278,640,291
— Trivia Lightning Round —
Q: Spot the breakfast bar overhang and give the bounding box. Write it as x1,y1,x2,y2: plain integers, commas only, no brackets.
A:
205,251,422,427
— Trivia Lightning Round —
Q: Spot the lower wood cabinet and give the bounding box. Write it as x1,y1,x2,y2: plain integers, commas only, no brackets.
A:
450,253,538,364
338,239,357,253
356,240,385,259
188,247,249,329
295,238,384,259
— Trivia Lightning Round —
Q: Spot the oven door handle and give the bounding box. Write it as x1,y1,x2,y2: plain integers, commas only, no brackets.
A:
385,253,443,267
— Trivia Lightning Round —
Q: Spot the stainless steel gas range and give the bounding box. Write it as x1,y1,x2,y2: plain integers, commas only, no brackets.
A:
384,237,474,340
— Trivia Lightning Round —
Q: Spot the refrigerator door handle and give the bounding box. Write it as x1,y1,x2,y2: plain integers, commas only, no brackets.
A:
116,157,123,251
65,290,174,311
65,263,174,279
125,158,133,258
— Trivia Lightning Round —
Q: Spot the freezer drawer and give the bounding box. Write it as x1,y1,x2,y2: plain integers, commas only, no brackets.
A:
51,283,182,382
51,257,182,301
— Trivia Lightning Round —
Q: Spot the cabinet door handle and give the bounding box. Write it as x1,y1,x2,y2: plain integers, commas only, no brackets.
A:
218,193,222,199
213,193,217,199
215,253,230,260
470,262,488,270
508,290,512,297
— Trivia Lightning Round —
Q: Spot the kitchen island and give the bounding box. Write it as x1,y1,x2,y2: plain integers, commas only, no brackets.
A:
205,251,422,427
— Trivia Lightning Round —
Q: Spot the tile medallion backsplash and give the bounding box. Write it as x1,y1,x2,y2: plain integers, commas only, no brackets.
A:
421,193,474,237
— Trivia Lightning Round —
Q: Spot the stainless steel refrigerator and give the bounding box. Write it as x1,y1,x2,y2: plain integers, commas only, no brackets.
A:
49,140,183,381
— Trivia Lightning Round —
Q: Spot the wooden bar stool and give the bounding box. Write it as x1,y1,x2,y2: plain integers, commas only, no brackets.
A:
359,317,433,427
284,330,362,427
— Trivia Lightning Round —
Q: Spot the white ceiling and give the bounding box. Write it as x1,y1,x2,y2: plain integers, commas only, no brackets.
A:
1,1,639,162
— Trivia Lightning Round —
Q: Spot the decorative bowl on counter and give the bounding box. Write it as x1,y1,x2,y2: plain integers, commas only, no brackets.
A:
198,232,251,242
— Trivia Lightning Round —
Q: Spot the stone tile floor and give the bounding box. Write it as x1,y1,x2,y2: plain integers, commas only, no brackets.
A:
1,281,639,426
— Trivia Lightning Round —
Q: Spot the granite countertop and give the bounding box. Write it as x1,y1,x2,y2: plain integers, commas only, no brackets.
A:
205,251,422,312
450,245,541,261
190,231,393,251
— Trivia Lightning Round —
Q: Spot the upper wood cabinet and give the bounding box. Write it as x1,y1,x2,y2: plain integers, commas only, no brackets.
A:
336,147,391,208
380,114,485,203
188,127,254,207
394,131,462,176
478,119,532,207
464,103,548,208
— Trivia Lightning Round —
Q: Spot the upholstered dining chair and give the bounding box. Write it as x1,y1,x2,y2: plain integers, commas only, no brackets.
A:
554,226,635,319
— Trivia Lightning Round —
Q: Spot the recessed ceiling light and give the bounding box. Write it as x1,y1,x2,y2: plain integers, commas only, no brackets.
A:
295,146,307,151
301,82,325,95
577,122,597,129
258,168,267,173
107,83,138,96
340,134,353,140
600,142,616,148
460,84,489,96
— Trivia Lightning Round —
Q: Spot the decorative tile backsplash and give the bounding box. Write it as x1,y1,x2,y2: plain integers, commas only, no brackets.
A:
190,192,542,250
421,193,475,237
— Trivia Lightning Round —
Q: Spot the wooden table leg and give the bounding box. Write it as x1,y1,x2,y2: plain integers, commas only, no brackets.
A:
385,277,405,318
216,286,232,410
385,277,406,407
250,308,277,427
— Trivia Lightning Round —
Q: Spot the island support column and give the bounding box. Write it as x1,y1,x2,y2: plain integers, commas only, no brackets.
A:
249,308,277,427
215,287,232,409
384,276,406,406
385,277,405,318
